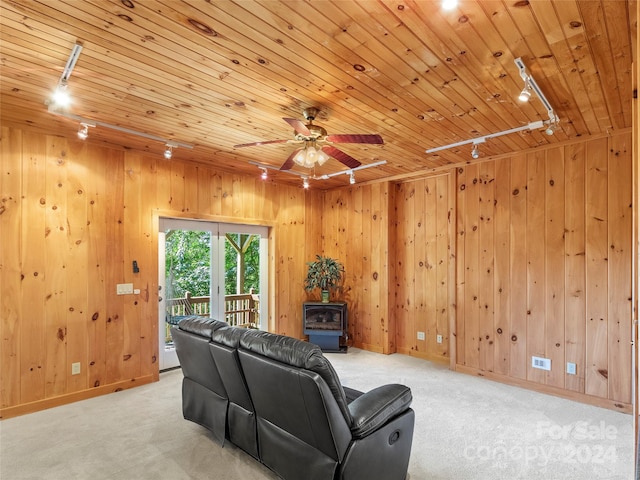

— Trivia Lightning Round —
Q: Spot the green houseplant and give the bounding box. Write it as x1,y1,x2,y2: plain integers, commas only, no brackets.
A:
304,255,344,303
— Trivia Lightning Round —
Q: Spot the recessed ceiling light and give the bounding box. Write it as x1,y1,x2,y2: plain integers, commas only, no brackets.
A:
442,0,458,10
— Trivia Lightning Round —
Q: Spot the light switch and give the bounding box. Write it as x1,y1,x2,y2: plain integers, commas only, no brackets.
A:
116,283,134,295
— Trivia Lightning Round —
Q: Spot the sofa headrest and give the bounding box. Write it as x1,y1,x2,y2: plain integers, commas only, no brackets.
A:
178,317,228,339
211,325,255,348
239,331,352,423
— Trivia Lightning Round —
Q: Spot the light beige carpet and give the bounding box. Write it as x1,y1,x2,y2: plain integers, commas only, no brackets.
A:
0,348,633,479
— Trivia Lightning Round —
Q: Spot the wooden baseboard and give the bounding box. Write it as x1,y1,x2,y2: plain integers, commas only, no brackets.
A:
455,365,632,414
351,341,385,354
395,347,450,364
0,375,156,420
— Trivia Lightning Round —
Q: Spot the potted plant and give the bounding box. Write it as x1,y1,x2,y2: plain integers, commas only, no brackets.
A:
304,255,344,303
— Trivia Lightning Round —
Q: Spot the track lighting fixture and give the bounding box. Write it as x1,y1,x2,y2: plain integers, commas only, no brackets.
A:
50,108,194,153
545,121,558,136
426,58,561,158
260,168,268,180
164,144,174,160
471,138,485,159
518,82,532,102
47,44,195,158
248,160,387,184
59,44,83,84
77,123,88,140
427,121,550,156
51,82,71,108
48,44,83,109
77,122,94,140
514,58,559,128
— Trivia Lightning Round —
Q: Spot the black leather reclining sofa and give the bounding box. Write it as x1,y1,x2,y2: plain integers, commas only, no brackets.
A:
172,317,415,480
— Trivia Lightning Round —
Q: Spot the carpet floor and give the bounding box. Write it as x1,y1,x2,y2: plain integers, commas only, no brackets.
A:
0,348,633,479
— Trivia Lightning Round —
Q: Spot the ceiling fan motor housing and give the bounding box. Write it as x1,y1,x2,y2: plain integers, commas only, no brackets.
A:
303,107,319,121
295,124,327,142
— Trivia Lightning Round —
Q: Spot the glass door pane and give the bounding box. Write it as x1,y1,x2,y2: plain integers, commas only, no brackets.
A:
218,224,269,331
158,219,269,370
158,219,216,370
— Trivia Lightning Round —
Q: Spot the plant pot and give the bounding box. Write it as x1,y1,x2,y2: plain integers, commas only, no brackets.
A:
321,290,330,303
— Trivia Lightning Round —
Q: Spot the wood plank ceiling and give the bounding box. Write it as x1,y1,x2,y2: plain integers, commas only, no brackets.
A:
0,0,636,189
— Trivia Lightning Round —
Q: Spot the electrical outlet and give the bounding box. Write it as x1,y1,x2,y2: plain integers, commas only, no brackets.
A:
531,356,551,371
417,331,425,341
567,362,577,375
436,334,443,344
71,362,81,375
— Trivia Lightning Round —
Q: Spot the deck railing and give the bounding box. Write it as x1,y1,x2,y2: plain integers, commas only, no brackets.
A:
165,291,260,343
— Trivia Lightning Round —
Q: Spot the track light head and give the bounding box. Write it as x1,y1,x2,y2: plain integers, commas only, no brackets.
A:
77,122,93,140
518,83,532,102
302,177,310,189
260,168,268,180
349,171,356,184
164,144,174,160
471,138,485,159
52,82,71,107
78,123,89,140
545,121,559,136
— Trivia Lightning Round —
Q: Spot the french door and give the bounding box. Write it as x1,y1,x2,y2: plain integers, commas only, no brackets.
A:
158,218,269,370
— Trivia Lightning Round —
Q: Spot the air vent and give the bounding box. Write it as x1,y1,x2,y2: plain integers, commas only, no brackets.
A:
532,356,551,371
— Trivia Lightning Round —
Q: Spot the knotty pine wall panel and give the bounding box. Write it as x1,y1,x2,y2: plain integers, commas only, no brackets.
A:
393,175,454,362
318,183,394,354
456,132,633,409
0,126,316,417
1,128,23,409
493,158,511,376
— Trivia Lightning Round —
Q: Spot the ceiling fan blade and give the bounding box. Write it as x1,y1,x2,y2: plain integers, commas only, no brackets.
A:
233,139,289,148
325,134,384,144
321,146,362,169
283,118,312,136
280,148,302,170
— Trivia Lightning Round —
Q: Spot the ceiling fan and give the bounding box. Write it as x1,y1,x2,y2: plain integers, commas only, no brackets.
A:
233,107,383,170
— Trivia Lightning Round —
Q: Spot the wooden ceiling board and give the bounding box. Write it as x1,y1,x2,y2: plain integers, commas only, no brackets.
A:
1,0,634,189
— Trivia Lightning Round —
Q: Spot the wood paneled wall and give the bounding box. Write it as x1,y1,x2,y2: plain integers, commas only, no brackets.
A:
455,132,633,410
317,184,394,353
393,175,455,363
0,126,316,417
1,126,634,416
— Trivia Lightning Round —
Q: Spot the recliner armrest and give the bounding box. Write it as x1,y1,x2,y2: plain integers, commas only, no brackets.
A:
348,384,412,439
343,386,364,403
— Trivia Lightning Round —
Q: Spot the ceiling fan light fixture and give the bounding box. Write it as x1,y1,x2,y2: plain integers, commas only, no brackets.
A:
293,144,330,168
304,146,318,167
317,148,330,166
293,148,307,167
